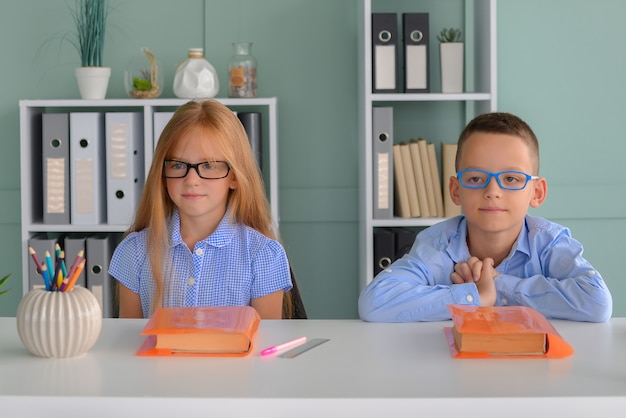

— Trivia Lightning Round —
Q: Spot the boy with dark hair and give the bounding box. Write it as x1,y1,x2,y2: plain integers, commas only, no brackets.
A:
359,112,612,322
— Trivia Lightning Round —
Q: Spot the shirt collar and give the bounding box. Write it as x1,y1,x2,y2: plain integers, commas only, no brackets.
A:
447,216,531,262
168,208,236,248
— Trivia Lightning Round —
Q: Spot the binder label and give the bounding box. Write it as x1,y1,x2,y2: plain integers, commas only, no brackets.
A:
406,45,427,89
377,153,389,210
76,159,95,214
374,45,396,90
46,158,66,214
110,123,129,179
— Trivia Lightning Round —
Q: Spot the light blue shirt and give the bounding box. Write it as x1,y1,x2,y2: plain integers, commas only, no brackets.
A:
359,215,612,323
109,209,292,318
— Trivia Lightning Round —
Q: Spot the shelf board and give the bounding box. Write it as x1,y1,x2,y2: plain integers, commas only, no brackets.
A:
370,93,492,102
19,97,277,108
371,218,447,228
26,224,128,233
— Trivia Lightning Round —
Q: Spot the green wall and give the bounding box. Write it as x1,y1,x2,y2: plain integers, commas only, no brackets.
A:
0,0,624,319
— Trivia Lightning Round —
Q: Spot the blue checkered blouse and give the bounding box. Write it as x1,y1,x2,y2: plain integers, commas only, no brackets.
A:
109,209,292,318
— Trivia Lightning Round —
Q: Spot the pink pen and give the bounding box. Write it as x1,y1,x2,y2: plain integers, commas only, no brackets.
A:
260,336,307,356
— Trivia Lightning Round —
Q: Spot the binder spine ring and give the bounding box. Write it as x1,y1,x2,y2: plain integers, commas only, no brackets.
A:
378,30,392,43
378,257,392,270
410,30,423,42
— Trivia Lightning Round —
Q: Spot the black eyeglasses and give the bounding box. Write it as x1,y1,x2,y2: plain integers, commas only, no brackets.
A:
163,160,231,179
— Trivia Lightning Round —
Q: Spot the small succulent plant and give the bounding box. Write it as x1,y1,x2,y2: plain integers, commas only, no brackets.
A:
437,28,463,43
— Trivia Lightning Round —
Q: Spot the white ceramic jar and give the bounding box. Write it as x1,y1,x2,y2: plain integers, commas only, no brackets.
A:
16,287,102,358
173,48,219,99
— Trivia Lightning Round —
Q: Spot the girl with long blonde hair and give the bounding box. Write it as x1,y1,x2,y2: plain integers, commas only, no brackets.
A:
109,100,292,319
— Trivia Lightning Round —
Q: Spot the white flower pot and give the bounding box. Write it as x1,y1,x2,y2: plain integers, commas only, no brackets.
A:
16,287,102,358
75,67,111,100
440,43,464,93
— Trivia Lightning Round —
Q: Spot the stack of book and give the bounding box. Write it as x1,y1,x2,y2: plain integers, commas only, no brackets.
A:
393,139,461,219
372,106,462,220
136,305,261,357
444,304,574,358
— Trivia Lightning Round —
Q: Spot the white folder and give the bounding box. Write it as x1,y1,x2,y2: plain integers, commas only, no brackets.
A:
70,112,106,225
153,111,174,149
105,112,145,226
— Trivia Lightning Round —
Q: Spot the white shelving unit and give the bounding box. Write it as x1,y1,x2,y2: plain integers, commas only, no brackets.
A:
357,0,497,287
19,97,278,295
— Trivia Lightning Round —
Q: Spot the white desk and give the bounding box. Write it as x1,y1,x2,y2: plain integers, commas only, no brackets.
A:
2,317,626,417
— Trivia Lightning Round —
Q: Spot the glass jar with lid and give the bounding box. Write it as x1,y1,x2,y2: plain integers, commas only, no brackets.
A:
228,42,257,98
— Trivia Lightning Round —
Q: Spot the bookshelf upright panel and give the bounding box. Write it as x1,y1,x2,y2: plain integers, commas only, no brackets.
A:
358,0,497,288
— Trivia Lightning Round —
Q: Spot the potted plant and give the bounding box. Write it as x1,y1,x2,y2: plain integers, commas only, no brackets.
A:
125,48,162,98
0,274,10,297
437,28,464,93
70,0,111,99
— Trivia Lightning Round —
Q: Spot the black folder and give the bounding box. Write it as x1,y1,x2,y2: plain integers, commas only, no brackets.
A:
237,112,262,171
373,228,395,277
403,13,429,93
372,13,398,93
394,228,418,260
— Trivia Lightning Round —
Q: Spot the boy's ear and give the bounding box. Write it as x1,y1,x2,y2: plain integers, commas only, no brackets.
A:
449,176,462,206
529,177,547,208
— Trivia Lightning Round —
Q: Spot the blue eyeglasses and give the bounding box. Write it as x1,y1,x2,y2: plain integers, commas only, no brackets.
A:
456,169,539,191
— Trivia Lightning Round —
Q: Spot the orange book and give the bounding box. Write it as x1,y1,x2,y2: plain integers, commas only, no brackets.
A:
136,306,261,357
444,304,574,358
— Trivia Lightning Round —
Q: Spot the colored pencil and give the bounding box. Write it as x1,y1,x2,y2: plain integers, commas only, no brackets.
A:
66,250,84,282
59,250,68,278
44,251,54,282
41,263,51,291
64,259,86,292
28,247,43,274
54,259,63,290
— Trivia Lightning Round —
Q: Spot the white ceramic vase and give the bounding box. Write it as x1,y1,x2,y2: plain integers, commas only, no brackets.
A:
75,67,111,100
16,287,102,358
173,48,219,99
440,43,464,93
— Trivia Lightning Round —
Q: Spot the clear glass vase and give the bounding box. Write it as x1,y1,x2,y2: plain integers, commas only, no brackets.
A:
124,47,162,99
173,48,219,99
228,42,257,98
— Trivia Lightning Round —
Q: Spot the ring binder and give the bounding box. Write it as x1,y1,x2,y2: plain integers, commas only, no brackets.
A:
403,13,430,92
372,13,398,93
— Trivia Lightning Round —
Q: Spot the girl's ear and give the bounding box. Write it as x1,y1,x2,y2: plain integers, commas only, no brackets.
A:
529,177,547,208
229,174,238,190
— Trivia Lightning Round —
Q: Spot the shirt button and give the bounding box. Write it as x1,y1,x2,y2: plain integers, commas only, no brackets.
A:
501,298,508,305
195,248,204,256
588,270,596,275
384,268,393,273
466,295,474,302
187,277,195,286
